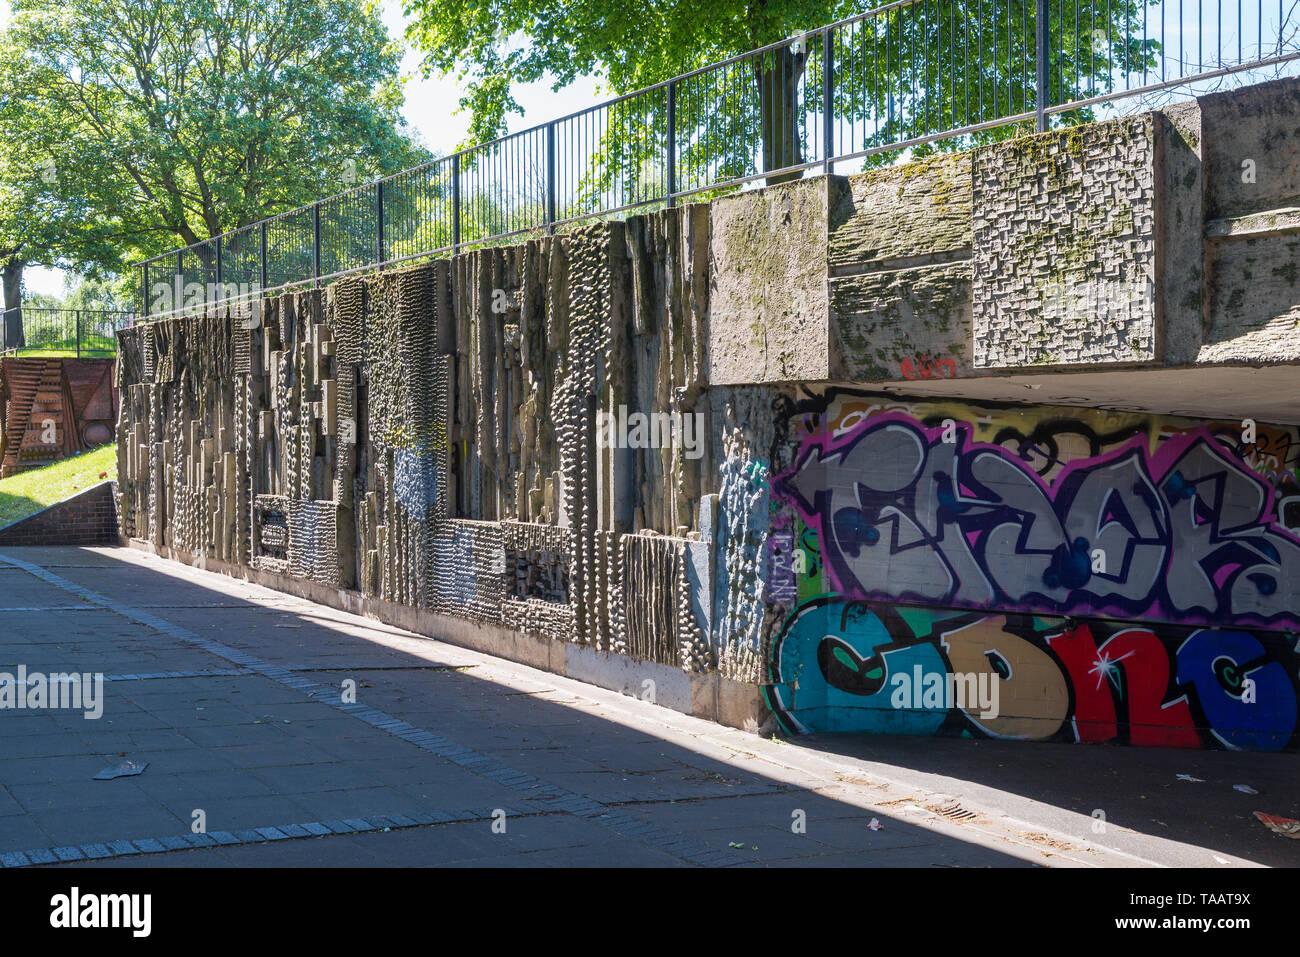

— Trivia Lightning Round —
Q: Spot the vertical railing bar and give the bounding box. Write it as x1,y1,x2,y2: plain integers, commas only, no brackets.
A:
666,80,677,207
452,153,462,254
1037,0,1051,130
823,26,834,174
313,203,322,283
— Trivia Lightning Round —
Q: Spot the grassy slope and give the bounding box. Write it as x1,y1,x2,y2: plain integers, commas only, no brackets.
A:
5,335,117,358
0,444,117,527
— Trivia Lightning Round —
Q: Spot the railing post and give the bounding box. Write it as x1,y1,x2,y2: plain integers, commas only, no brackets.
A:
141,263,148,319
176,251,184,315
1036,0,1050,132
313,203,322,282
259,222,268,298
666,81,677,207
375,181,385,266
452,153,462,255
76,310,81,359
822,27,834,175
546,122,557,234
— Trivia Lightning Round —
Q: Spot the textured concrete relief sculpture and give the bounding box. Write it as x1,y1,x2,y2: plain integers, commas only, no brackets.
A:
116,214,718,680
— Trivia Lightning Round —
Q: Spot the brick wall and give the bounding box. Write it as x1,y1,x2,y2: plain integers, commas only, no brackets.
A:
0,481,119,547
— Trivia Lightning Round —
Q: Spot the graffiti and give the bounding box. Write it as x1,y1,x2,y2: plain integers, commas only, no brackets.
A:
764,598,1300,749
984,417,1151,479
900,355,957,380
1175,629,1298,751
1282,496,1300,534
764,526,798,604
763,397,1300,749
766,600,950,735
1048,624,1201,748
1204,421,1300,493
772,412,1300,629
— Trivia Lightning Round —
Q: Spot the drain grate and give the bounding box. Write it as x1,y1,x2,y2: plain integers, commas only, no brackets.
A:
933,803,978,822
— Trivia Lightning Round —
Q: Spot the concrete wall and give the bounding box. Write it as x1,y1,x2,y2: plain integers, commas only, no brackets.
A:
716,77,1300,388
115,78,1300,750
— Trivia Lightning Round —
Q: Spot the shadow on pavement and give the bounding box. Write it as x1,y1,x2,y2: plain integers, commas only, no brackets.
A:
790,731,1300,867
0,544,1039,868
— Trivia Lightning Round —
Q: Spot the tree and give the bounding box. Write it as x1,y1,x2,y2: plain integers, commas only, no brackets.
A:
0,33,125,348
403,0,1159,192
5,0,430,299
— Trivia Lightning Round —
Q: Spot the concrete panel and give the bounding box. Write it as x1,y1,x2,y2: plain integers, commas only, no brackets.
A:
1202,76,1300,221
563,643,693,713
708,178,829,384
972,115,1159,369
827,153,972,272
830,262,973,381
1202,232,1300,362
1157,103,1206,366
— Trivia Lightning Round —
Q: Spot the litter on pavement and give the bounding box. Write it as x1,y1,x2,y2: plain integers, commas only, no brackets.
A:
1254,812,1300,838
93,760,148,780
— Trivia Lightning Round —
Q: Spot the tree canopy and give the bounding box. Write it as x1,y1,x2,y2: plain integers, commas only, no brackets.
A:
403,0,1158,195
403,0,863,145
1,0,428,324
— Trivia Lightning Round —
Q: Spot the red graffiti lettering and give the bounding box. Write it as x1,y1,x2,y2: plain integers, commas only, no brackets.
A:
1047,624,1117,742
899,355,957,380
1048,624,1200,747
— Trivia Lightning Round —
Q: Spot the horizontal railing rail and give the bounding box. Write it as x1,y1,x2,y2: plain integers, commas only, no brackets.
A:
135,0,1300,319
1,306,136,358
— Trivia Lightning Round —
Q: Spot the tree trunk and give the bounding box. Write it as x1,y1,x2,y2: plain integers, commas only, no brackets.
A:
2,259,24,352
756,45,808,187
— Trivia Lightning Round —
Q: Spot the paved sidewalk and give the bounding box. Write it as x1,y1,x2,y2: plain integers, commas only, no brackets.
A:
0,545,1293,868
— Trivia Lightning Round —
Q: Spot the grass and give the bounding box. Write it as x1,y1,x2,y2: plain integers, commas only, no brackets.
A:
4,335,117,359
0,443,117,528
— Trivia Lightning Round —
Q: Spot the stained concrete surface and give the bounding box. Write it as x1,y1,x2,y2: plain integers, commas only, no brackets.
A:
0,545,1293,868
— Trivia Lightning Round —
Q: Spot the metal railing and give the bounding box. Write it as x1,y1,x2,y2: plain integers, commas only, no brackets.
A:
1,307,136,357
136,0,1300,318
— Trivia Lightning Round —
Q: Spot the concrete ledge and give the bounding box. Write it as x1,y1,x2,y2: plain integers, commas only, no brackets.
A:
122,537,769,733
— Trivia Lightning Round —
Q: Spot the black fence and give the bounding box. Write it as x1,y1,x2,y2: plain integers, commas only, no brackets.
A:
1,307,137,357
136,0,1300,318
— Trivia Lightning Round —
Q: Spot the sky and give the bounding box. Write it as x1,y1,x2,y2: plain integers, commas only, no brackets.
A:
376,0,602,150
3,0,603,297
